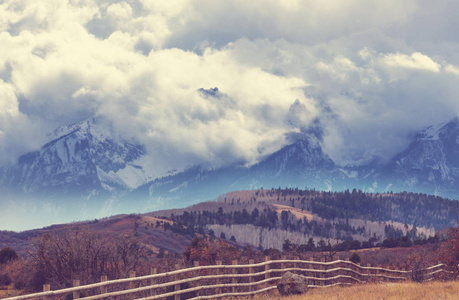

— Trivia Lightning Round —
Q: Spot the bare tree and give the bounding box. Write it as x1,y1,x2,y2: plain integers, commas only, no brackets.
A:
29,226,146,289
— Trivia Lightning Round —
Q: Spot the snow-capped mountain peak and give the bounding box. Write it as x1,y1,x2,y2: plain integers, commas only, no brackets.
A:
0,117,153,195
416,117,459,141
47,117,113,144
379,117,459,195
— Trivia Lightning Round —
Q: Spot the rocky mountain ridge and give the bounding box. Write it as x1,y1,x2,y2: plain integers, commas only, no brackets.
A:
137,117,459,207
1,117,458,230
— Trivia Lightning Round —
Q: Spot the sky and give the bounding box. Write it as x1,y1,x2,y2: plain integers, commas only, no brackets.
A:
1,0,459,174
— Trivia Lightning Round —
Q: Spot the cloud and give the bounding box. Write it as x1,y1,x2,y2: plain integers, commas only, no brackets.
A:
97,47,310,171
1,0,459,172
381,52,441,72
445,64,459,76
0,79,43,165
165,0,418,50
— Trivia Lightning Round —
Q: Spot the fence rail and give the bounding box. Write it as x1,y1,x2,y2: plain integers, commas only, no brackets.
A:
3,257,456,300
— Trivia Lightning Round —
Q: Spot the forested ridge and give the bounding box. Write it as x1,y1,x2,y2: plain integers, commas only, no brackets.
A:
217,188,459,230
152,188,458,250
305,189,458,229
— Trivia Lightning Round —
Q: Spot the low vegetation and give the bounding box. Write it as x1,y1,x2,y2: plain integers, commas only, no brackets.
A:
251,280,459,300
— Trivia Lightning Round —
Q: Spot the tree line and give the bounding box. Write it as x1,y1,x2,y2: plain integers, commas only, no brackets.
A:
262,187,458,230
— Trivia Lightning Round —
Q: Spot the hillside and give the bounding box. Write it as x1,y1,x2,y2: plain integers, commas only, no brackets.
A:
1,188,458,296
2,188,457,257
146,188,457,250
0,214,193,258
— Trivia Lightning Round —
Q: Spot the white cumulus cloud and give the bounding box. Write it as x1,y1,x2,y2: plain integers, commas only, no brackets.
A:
0,0,459,170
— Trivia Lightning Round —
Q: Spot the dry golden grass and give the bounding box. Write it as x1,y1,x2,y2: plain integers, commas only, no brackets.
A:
249,281,459,300
0,285,19,298
271,204,317,222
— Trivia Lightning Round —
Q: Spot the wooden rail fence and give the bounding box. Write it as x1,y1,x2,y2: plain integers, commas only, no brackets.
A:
3,257,456,300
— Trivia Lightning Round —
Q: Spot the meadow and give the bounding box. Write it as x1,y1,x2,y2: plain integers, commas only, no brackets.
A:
254,280,459,300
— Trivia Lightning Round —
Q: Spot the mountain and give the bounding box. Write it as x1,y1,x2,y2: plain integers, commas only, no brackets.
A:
242,135,345,190
131,134,373,207
378,117,459,197
0,118,151,196
0,118,157,230
135,117,459,205
1,116,459,231
129,135,340,208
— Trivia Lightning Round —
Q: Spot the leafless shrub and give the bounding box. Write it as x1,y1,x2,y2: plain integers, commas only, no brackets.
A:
28,226,146,290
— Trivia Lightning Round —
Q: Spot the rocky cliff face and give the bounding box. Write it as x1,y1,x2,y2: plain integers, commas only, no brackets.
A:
0,118,148,196
380,117,459,196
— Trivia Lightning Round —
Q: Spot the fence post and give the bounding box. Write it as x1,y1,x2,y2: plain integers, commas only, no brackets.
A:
294,256,299,271
264,256,270,288
129,271,136,300
320,257,325,286
232,260,238,294
193,262,200,297
305,256,310,282
150,268,157,297
175,264,180,300
100,276,108,298
43,284,50,300
366,263,371,282
281,255,286,271
249,259,255,292
73,279,80,299
346,257,351,285
439,263,443,280
357,263,362,283
310,257,315,287
216,260,222,294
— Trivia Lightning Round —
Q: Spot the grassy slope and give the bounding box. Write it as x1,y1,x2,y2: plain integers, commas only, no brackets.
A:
0,214,193,258
253,281,459,300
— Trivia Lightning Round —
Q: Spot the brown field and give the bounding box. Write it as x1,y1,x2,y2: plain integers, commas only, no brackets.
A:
2,281,457,300
271,204,317,222
249,281,459,300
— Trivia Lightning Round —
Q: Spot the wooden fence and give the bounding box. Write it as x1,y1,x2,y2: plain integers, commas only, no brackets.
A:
3,257,456,300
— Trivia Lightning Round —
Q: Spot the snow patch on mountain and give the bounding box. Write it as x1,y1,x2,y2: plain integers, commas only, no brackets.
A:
418,122,445,141
47,117,112,143
112,155,169,189
416,117,458,141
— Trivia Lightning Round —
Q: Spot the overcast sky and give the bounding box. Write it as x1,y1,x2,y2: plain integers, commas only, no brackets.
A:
1,0,459,172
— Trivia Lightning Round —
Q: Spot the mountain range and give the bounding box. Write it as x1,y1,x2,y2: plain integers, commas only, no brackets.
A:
138,117,459,205
1,115,458,230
